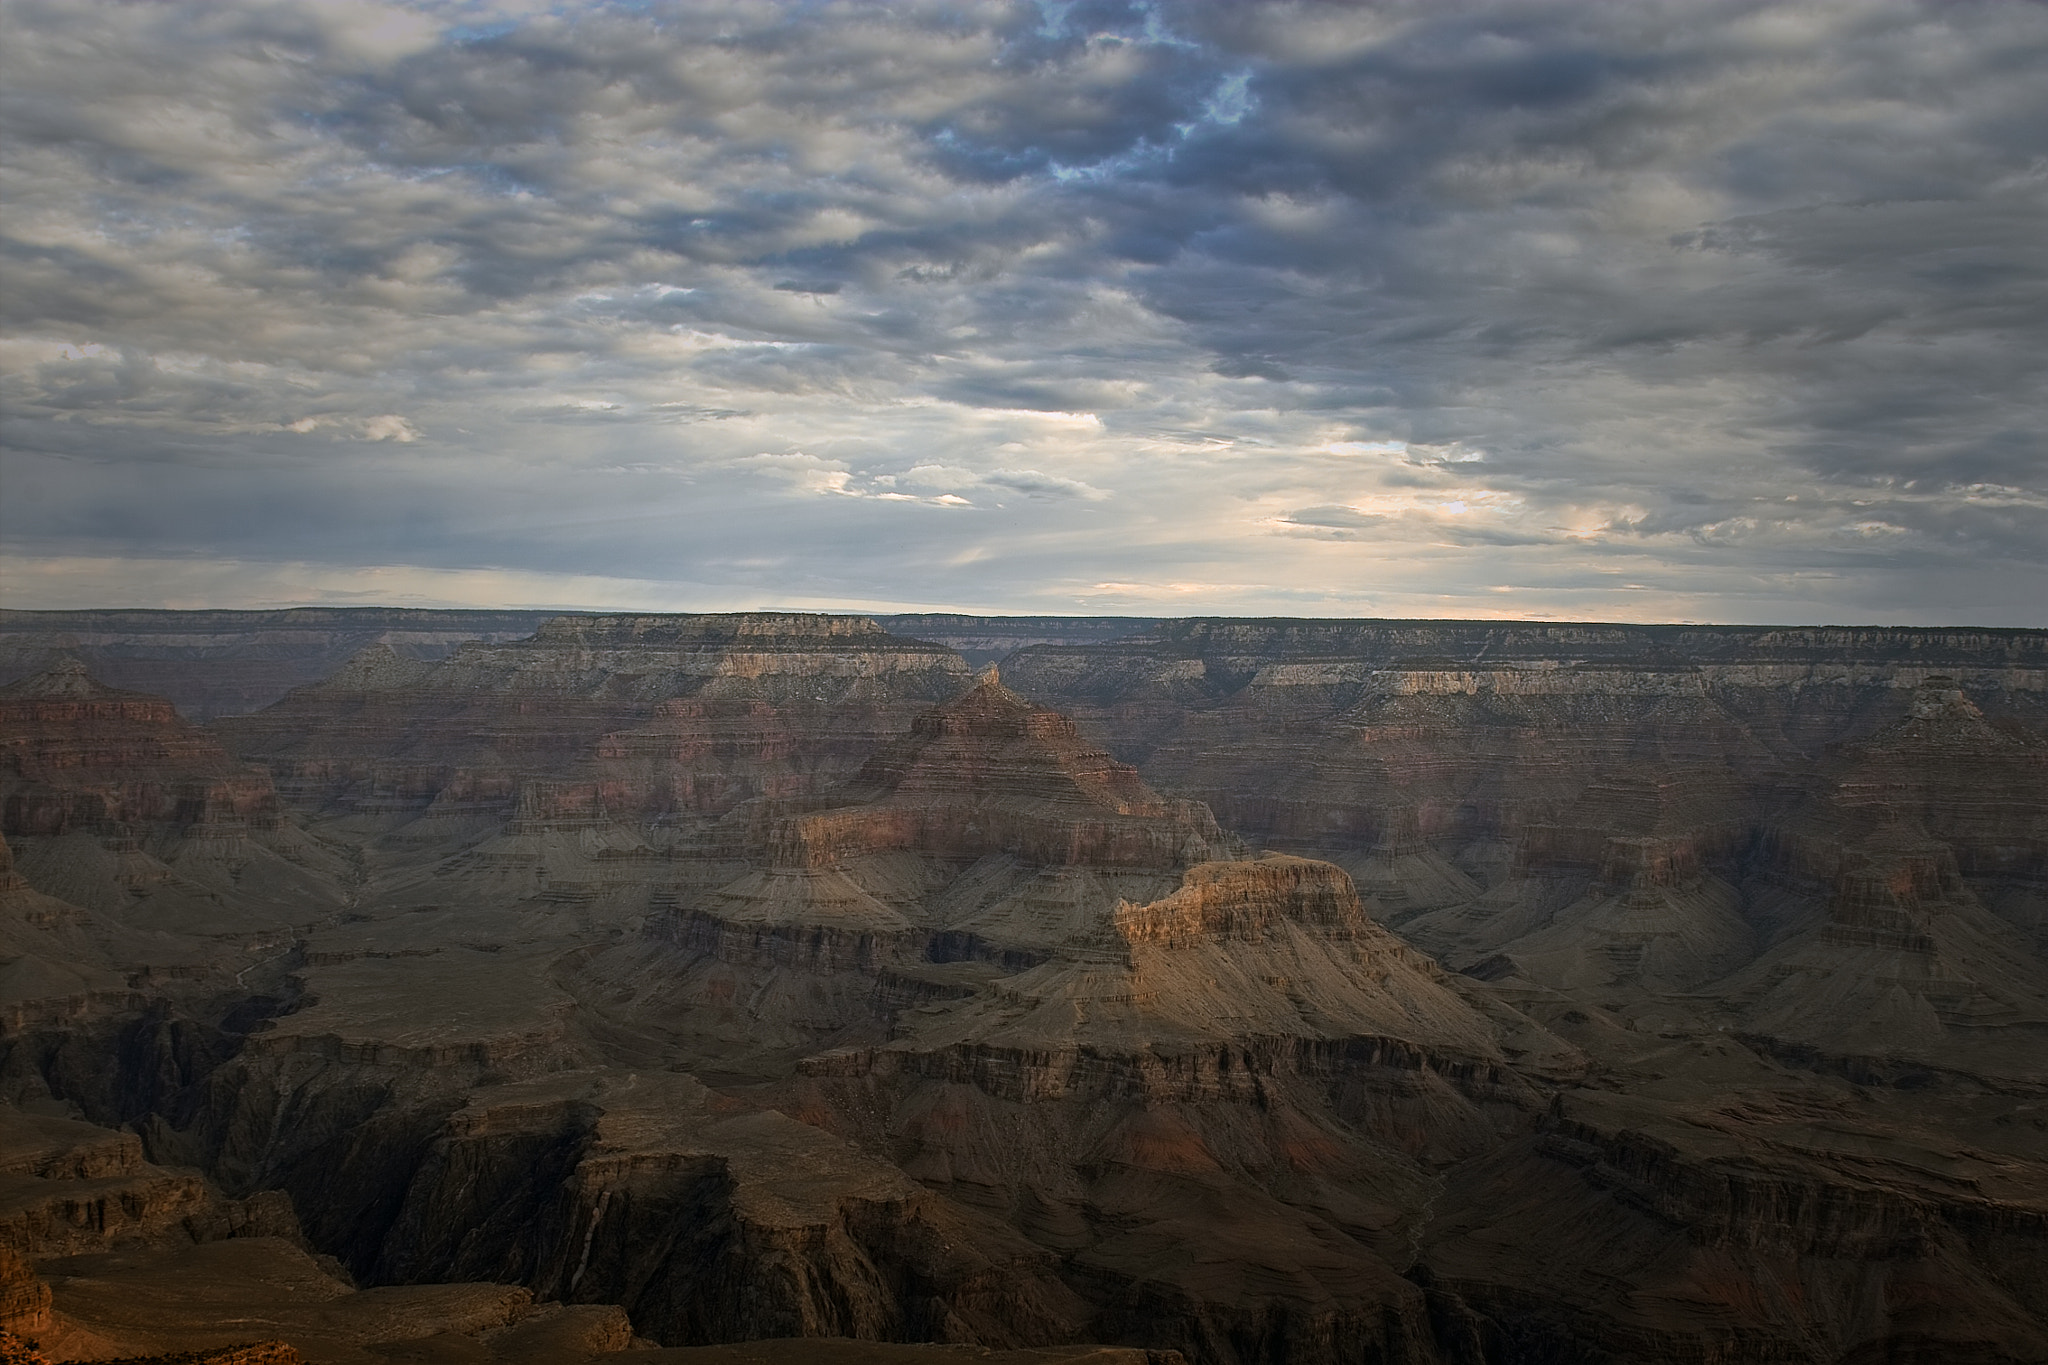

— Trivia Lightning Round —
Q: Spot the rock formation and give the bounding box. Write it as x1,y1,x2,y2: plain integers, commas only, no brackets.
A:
0,610,556,722
213,614,973,835
0,662,349,940
0,617,2042,1363
0,610,1156,721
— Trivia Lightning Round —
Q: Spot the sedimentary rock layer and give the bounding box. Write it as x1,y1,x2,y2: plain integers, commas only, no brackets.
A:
0,614,2042,1363
0,610,554,721
215,613,973,829
0,611,1158,721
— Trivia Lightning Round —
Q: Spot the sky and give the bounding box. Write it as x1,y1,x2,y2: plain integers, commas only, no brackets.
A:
3,0,2045,624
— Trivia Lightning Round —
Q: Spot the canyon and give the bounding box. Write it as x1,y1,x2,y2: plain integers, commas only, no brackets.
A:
0,610,2042,1364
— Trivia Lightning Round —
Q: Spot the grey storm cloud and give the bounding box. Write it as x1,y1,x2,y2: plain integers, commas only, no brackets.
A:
1,0,2044,621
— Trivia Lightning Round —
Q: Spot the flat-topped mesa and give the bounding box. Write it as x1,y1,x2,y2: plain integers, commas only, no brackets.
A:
1111,856,1367,948
0,659,279,836
530,611,894,646
760,674,1228,870
331,611,968,701
843,850,1516,1100
1910,674,1985,722
1086,617,2048,668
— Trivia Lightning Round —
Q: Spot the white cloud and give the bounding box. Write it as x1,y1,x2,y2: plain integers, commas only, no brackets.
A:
2,0,2045,623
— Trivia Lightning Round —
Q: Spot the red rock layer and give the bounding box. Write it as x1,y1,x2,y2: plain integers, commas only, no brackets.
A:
747,674,1227,871
0,660,278,837
1110,855,1364,946
0,1250,49,1335
217,614,972,827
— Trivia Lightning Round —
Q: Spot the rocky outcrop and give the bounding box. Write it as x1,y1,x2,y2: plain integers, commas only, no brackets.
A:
0,1108,301,1261
372,1071,1089,1348
0,1249,49,1336
0,611,1162,721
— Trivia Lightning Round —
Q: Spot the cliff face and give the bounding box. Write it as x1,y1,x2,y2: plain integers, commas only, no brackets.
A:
0,614,2044,1364
214,614,973,833
0,610,1158,721
0,660,278,838
557,674,1240,1080
974,620,2048,1362
762,847,1569,1365
1001,623,2048,1011
0,609,556,722
538,684,1560,1363
0,664,351,939
873,616,1161,670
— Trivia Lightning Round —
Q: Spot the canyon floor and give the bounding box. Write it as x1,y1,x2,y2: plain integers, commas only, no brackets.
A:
0,610,2043,1365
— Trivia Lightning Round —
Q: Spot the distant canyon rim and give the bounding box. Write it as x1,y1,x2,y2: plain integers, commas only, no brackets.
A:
0,607,2042,1365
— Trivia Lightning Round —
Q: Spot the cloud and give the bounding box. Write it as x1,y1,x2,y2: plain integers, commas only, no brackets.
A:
3,0,2045,622
1278,504,1388,531
984,468,1109,501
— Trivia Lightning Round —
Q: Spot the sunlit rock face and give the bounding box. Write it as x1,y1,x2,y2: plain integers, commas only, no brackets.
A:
0,615,2044,1364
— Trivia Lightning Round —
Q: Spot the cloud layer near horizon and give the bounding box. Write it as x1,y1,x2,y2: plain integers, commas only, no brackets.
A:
4,0,2045,622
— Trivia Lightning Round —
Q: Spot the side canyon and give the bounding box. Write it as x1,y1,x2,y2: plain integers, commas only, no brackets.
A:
0,611,2042,1364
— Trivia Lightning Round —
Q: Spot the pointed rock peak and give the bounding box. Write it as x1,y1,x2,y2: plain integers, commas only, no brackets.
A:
849,672,1194,826
0,653,129,700
308,643,435,693
921,669,1041,736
